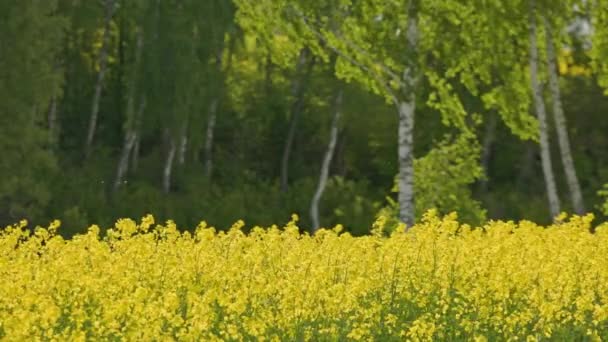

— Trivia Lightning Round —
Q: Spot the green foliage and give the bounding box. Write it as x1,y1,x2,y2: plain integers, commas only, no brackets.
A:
380,133,486,232
0,0,65,223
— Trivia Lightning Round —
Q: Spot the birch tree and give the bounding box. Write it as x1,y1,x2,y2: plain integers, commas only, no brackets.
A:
528,0,561,218
113,22,145,193
84,0,116,159
544,16,585,214
310,87,343,231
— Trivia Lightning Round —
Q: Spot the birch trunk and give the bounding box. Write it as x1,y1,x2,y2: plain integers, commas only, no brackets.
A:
113,97,146,193
398,2,419,229
113,131,137,192
178,122,188,166
280,48,312,193
85,0,114,159
544,17,585,214
131,133,140,172
203,45,231,179
529,2,561,219
113,29,144,193
163,135,177,194
310,89,343,232
204,99,218,178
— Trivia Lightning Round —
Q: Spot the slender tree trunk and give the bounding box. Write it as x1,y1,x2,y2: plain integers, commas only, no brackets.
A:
544,17,585,214
113,28,144,194
280,48,313,193
178,121,188,166
398,2,419,230
113,97,146,193
203,44,233,179
163,134,177,194
85,0,115,159
334,131,348,177
529,1,561,219
131,132,140,172
311,88,343,232
113,131,137,192
204,99,218,178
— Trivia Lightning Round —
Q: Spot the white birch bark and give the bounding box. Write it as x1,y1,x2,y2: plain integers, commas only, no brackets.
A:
113,131,137,192
398,2,419,229
310,89,343,232
85,0,115,159
529,2,561,219
544,17,585,214
113,29,144,193
178,121,188,166
203,45,231,179
163,135,177,194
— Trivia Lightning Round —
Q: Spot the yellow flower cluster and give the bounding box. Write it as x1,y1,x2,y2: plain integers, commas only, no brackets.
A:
1,210,608,341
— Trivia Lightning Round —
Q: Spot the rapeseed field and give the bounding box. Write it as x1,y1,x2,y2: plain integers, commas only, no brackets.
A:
1,211,607,341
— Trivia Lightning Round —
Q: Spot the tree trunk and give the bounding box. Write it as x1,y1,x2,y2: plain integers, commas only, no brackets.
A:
112,28,145,194
529,1,561,219
280,48,313,193
85,0,114,159
204,99,218,178
163,134,177,194
398,2,419,230
544,17,585,214
113,97,146,193
113,131,137,192
178,121,188,166
311,88,343,232
131,132,140,172
334,131,348,177
203,45,232,179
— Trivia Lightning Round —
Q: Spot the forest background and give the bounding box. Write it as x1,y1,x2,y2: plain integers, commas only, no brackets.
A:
2,0,608,236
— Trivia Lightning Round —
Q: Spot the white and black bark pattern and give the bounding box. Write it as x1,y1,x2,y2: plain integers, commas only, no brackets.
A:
163,135,177,194
398,1,419,230
113,97,146,193
280,48,313,193
529,2,561,219
204,47,228,179
311,88,343,232
178,121,188,166
113,131,137,192
544,17,585,214
113,29,145,193
85,0,115,159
